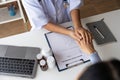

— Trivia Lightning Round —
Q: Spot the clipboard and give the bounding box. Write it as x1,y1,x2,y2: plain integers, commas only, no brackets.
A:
45,26,90,71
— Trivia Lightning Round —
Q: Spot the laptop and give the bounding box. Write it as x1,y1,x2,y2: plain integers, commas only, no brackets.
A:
0,45,40,78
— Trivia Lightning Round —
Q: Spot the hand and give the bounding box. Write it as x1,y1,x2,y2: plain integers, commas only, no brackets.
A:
68,30,80,41
68,29,95,54
74,27,93,43
77,38,96,54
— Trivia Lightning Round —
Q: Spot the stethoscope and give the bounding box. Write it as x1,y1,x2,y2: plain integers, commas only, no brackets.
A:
38,0,69,8
63,0,69,8
38,0,70,22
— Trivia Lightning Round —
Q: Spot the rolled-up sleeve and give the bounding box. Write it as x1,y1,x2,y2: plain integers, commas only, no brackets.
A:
22,0,49,30
69,0,84,12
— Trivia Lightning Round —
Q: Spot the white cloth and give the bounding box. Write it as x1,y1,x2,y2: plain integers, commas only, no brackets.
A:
22,0,83,30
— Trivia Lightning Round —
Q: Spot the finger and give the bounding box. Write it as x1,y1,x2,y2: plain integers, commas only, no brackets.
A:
76,37,81,42
78,30,86,41
84,30,92,43
84,31,89,44
86,31,92,44
89,32,94,40
81,31,86,44
74,35,80,42
69,31,80,41
79,39,85,49
75,31,83,40
89,32,93,43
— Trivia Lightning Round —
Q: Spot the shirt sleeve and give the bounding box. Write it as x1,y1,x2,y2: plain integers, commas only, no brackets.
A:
21,0,49,30
89,52,101,64
69,0,84,12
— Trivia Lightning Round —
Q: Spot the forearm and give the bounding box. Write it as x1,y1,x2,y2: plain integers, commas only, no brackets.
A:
44,22,71,36
70,9,82,29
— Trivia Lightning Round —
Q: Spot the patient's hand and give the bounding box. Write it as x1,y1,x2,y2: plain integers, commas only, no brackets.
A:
77,38,96,54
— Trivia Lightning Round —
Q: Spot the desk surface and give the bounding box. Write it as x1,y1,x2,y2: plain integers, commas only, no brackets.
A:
0,9,120,80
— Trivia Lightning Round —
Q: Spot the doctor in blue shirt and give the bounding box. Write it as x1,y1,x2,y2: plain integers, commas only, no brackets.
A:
22,0,92,44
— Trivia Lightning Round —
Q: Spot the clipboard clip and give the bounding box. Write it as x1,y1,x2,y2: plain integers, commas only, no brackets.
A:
66,59,85,68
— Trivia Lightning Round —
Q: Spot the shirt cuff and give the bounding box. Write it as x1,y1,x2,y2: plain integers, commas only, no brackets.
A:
89,52,101,64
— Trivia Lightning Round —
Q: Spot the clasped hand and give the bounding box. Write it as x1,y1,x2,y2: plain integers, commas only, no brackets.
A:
69,27,95,54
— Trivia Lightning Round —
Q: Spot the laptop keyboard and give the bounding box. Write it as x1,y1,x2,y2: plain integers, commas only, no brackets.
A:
0,57,35,75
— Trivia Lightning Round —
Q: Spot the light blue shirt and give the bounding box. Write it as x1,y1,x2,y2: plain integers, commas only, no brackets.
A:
22,0,84,30
90,52,101,64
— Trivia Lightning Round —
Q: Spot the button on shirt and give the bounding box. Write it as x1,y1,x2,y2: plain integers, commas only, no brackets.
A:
22,0,84,30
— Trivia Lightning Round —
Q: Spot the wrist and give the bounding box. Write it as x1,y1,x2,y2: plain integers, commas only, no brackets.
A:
74,25,83,30
67,30,74,36
87,48,96,54
64,29,72,36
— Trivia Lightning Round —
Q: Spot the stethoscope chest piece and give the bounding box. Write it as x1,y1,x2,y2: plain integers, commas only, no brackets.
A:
63,0,69,8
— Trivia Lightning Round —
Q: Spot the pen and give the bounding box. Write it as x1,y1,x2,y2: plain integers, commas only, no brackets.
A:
94,26,105,39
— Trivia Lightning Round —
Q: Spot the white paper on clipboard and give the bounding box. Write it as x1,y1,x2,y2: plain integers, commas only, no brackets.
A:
45,26,90,71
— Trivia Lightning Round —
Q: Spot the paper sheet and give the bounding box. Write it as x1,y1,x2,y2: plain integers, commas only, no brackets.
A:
45,27,90,71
